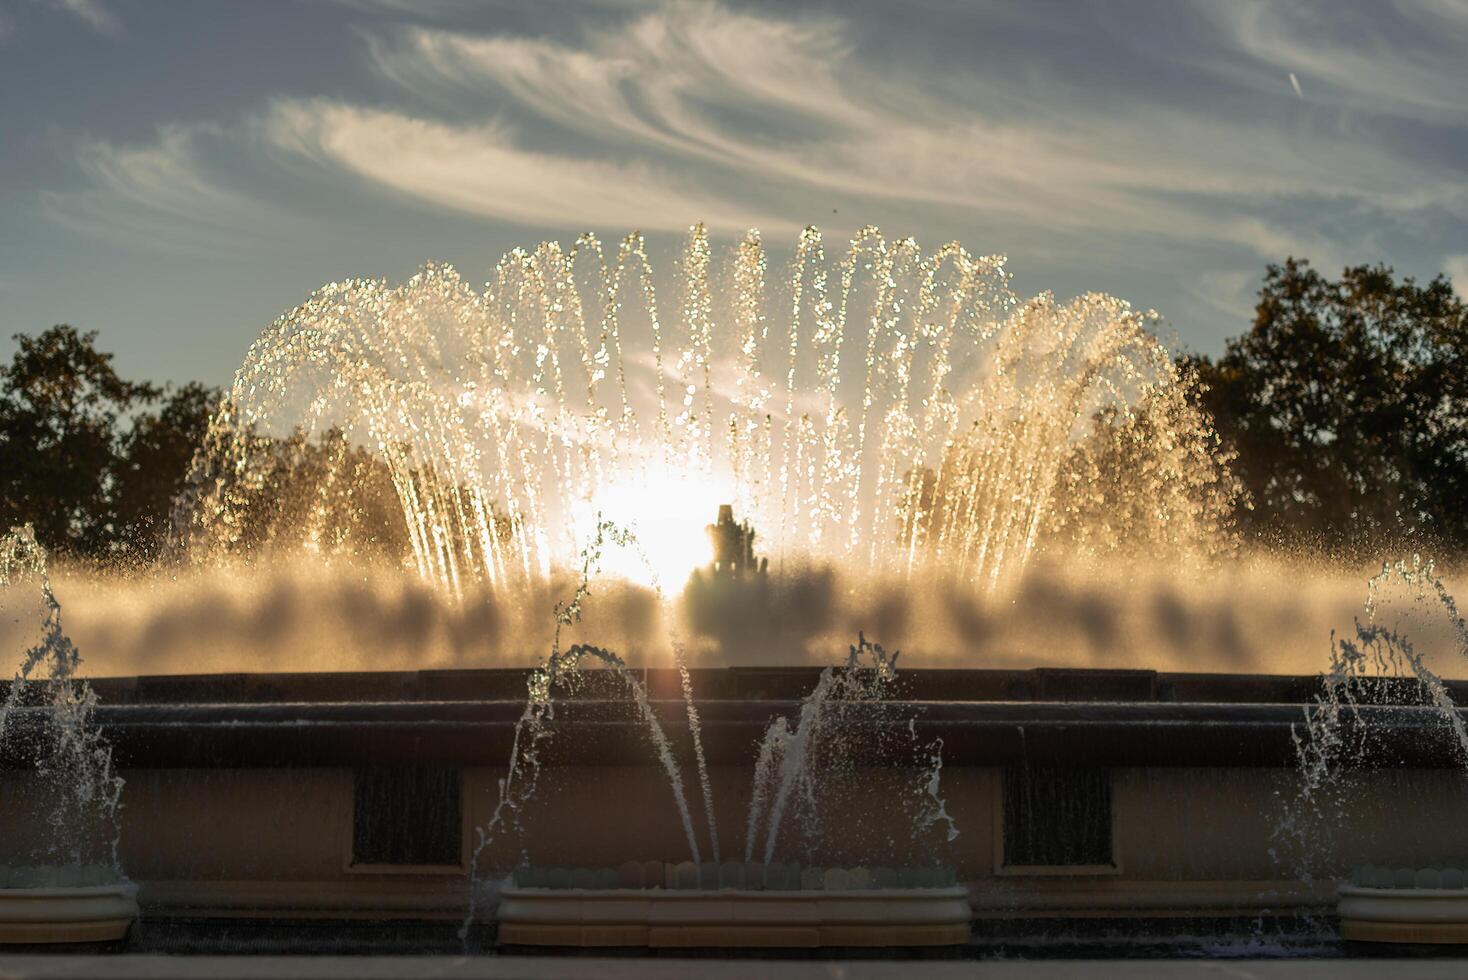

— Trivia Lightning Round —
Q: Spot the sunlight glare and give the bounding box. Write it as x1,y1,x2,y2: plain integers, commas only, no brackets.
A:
571,464,733,591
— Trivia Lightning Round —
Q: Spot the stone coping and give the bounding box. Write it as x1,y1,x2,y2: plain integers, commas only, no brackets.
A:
496,883,974,948
1338,883,1468,944
0,882,138,944
98,876,1333,921
15,666,1463,708
4,699,1466,769
116,877,1330,923
512,863,958,891
1348,865,1468,890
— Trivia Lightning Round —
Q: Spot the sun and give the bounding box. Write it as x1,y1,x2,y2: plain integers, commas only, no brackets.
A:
570,463,735,592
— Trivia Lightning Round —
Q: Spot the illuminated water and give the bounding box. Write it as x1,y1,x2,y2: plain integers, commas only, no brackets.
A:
173,224,1238,601
447,516,958,940
1273,556,1468,887
5,224,1468,950
0,527,124,881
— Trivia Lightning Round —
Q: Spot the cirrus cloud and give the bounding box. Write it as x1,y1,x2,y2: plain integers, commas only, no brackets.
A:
259,98,795,235
32,0,1468,333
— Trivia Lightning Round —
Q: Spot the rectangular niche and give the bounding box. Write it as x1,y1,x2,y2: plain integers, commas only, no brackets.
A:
997,767,1117,875
349,767,464,871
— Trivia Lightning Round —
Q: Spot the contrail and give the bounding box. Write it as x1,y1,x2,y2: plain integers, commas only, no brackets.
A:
1289,72,1304,99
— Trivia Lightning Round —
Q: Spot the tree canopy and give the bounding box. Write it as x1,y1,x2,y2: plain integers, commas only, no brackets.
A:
0,326,219,560
1188,259,1468,554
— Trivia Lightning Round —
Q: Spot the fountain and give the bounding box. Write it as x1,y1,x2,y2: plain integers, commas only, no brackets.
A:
1250,551,1468,938
79,225,1252,951
0,526,136,943
1273,556,1468,944
492,627,972,948
172,224,1238,603
17,224,1439,956
442,507,967,947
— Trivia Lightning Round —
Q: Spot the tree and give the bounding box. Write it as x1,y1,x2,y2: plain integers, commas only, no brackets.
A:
112,382,219,560
177,420,412,565
1188,259,1468,553
0,326,223,561
0,326,157,556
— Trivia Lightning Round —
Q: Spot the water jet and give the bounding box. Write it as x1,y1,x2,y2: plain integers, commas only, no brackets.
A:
0,528,134,945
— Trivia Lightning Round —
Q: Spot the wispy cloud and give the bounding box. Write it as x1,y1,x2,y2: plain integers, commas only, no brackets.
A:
36,0,120,35
260,99,794,234
1188,270,1260,331
1198,0,1468,124
41,124,295,252
1446,255,1468,295
34,0,1468,300
345,2,1465,256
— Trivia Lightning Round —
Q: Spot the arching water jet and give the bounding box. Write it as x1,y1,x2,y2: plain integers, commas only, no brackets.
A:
172,224,1238,602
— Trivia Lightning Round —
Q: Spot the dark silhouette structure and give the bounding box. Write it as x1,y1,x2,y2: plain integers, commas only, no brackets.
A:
706,504,767,578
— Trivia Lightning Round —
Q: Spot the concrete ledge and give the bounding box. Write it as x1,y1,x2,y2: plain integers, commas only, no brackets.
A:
122,878,1333,924
137,879,481,921
1339,884,1468,943
6,700,1466,769
497,886,973,948
48,665,1467,707
970,878,1334,917
499,921,973,947
0,883,138,944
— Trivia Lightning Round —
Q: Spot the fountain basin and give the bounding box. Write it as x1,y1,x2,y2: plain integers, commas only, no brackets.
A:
498,876,972,948
1339,885,1468,943
0,881,139,944
1339,866,1468,944
7,667,1468,938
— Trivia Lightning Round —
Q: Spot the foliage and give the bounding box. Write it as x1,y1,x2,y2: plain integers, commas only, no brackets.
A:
1047,372,1242,561
113,382,219,560
900,369,1242,574
188,425,411,563
0,326,218,561
0,326,155,557
1187,260,1468,554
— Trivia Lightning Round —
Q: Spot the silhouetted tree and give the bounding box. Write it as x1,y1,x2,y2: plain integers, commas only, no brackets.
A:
1188,259,1468,553
180,420,414,565
0,326,222,560
0,327,158,556
113,382,219,560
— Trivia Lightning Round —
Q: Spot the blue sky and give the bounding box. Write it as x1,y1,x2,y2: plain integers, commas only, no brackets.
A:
2,0,1466,389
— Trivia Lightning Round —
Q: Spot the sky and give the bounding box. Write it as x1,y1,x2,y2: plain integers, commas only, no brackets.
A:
2,0,1466,390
